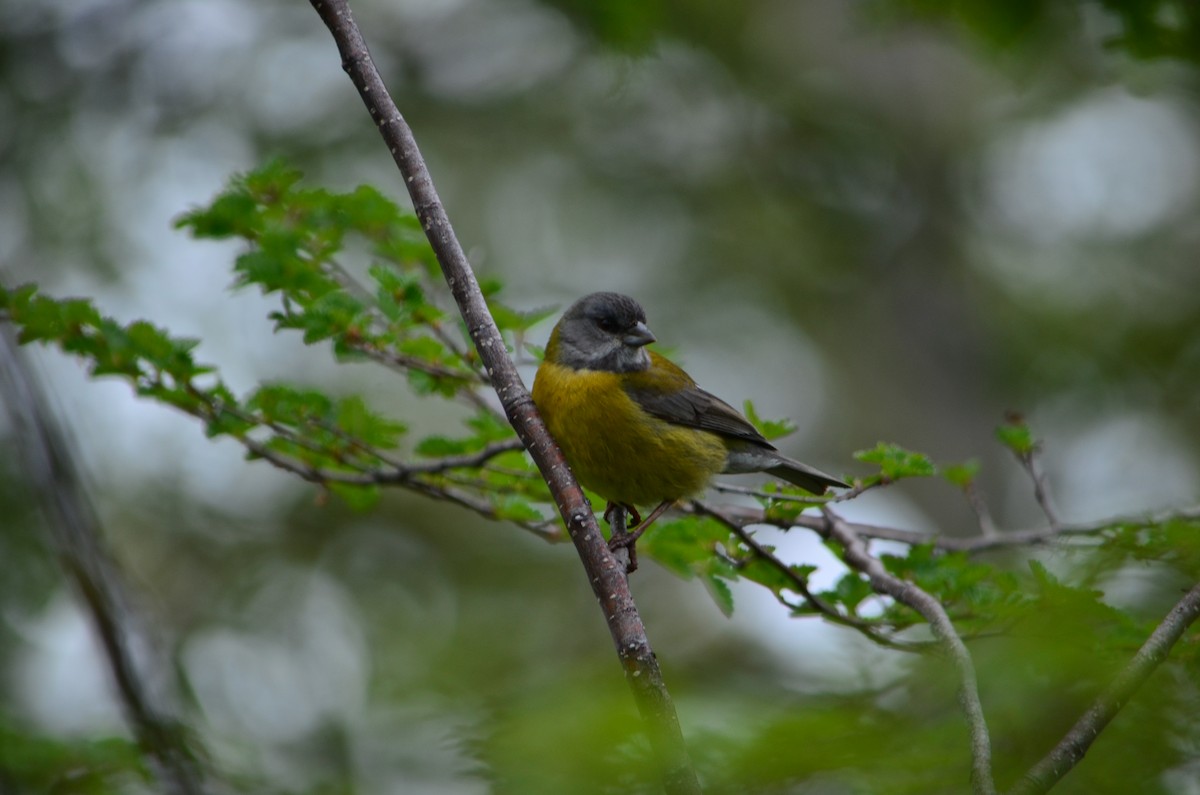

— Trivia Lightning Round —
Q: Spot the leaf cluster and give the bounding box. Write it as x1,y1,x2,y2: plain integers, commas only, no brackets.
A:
1,162,554,528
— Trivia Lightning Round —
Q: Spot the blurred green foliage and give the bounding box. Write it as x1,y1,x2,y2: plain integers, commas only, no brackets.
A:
3,1,1200,793
0,719,146,794
4,162,1200,792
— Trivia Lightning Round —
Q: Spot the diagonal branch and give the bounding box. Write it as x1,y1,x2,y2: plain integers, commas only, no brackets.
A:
963,480,1000,538
1008,432,1062,532
1008,582,1200,795
0,328,207,795
306,3,702,792
820,507,996,795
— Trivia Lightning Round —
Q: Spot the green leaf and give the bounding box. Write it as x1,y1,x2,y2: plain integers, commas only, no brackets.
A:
641,518,729,577
879,544,1023,628
854,442,936,480
396,335,448,361
940,459,980,488
328,482,381,511
737,547,817,599
743,401,796,441
466,410,516,443
762,496,808,525
703,573,735,617
1101,516,1200,578
826,572,874,611
240,157,305,199
340,184,406,236
12,291,101,344
247,384,332,423
490,300,558,333
174,191,258,238
414,436,475,457
493,495,543,523
335,395,407,447
0,281,37,313
995,416,1035,455
203,405,255,438
300,290,367,345
0,716,148,794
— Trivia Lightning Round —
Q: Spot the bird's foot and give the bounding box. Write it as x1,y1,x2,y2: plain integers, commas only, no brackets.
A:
604,501,641,527
605,502,643,573
605,500,675,574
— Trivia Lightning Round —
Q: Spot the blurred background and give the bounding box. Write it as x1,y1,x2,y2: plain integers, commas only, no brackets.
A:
2,0,1200,793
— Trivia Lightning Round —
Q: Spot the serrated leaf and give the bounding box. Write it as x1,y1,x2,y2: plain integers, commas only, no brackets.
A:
328,482,381,511
493,495,543,523
415,436,475,457
640,517,730,577
941,459,980,488
762,497,807,525
490,300,558,333
737,553,817,598
335,395,406,447
465,410,515,442
827,572,874,611
854,442,935,480
996,418,1035,455
174,191,258,238
397,335,447,361
340,184,405,236
241,157,305,198
204,406,256,438
743,400,796,441
703,574,735,617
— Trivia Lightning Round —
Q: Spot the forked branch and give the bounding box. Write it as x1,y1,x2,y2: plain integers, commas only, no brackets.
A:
820,507,996,795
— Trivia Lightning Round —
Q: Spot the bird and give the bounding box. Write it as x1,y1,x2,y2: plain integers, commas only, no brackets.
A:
531,292,847,552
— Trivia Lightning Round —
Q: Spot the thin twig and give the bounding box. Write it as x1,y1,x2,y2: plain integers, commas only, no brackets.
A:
964,481,1000,538
306,4,701,791
285,263,496,415
709,481,830,505
406,438,527,473
428,318,484,376
820,507,996,795
1008,582,1200,795
234,432,558,540
694,503,930,652
721,503,1200,555
259,420,378,473
1013,440,1061,532
358,344,497,416
0,328,207,795
322,258,498,416
188,387,549,535
827,478,883,503
197,387,523,475
310,416,411,470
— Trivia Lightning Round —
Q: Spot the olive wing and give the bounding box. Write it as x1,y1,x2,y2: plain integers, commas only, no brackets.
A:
622,354,773,448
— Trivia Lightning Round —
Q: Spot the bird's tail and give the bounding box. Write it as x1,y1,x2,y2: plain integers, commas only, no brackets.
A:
766,457,849,495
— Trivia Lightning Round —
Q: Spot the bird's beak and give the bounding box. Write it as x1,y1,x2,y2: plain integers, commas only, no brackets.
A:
622,321,656,348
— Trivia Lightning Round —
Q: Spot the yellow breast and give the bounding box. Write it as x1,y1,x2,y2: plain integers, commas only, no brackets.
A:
531,361,727,507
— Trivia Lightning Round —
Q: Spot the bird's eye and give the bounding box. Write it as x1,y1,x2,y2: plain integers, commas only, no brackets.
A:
596,316,619,333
